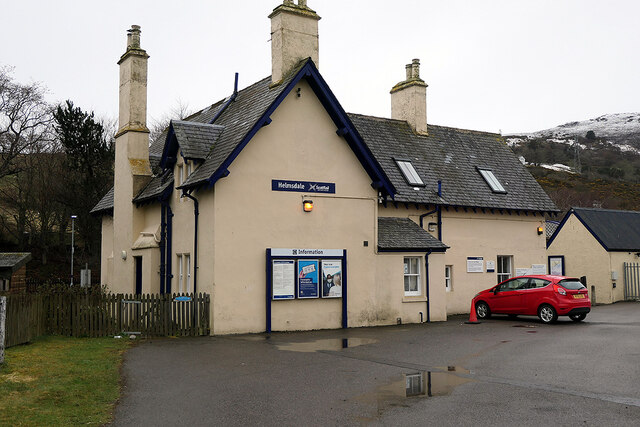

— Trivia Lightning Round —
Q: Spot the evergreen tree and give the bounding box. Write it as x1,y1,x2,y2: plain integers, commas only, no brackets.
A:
53,101,114,264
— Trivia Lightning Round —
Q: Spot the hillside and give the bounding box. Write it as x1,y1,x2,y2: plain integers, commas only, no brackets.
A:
506,113,640,212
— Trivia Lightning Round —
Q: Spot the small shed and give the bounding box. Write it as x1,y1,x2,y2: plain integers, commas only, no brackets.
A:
0,253,32,294
547,208,640,304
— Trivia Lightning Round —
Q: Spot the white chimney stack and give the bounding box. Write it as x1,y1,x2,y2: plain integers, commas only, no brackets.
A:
269,0,321,84
390,59,428,134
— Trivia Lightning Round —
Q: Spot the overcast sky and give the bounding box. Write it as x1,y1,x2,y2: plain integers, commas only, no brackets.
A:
2,0,639,134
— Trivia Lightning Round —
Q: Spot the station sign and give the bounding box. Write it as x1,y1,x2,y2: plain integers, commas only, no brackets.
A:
272,179,335,194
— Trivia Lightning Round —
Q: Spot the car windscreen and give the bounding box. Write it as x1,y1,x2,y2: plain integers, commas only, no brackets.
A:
558,279,585,290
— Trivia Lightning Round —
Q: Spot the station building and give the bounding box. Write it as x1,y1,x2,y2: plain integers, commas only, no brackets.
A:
92,0,558,334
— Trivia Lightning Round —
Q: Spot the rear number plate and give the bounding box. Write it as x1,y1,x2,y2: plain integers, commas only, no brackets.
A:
573,294,585,299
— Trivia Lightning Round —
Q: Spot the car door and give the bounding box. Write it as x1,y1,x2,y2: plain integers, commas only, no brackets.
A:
521,278,551,315
490,278,528,313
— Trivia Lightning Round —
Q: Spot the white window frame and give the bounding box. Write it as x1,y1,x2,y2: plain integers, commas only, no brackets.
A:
445,265,452,292
395,160,425,187
497,255,513,284
404,257,422,296
478,168,506,193
185,254,191,294
177,254,184,293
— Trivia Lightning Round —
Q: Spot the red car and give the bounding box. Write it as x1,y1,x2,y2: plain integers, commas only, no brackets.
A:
474,275,591,324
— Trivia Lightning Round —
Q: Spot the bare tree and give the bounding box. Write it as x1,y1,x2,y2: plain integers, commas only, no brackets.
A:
149,98,195,145
0,66,53,179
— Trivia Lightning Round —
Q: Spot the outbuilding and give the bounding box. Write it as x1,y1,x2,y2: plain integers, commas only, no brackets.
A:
547,207,640,304
0,253,32,294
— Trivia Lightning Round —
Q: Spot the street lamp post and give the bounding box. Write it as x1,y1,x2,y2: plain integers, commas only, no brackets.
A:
70,215,77,286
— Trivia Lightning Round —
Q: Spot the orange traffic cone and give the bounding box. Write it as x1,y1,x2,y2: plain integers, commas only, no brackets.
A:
465,299,481,324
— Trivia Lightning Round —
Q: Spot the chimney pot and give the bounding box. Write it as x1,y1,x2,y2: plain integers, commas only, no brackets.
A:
390,58,428,134
127,25,142,50
411,58,420,79
298,0,307,7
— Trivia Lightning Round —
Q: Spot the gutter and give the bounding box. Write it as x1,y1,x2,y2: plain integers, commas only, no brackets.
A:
425,249,432,322
182,192,199,293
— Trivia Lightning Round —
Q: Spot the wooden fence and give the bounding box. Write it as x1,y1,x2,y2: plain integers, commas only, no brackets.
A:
2,292,210,348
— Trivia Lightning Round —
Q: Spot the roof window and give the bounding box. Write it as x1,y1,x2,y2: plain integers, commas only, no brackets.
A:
395,160,424,186
478,168,506,193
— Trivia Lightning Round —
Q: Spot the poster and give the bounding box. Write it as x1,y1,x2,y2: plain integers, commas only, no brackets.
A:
531,264,547,275
272,260,295,300
321,260,342,298
486,260,496,273
467,257,484,273
297,259,319,298
549,256,564,275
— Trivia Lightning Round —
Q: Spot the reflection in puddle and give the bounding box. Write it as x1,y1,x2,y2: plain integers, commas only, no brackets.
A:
513,324,537,328
274,337,378,353
357,368,474,419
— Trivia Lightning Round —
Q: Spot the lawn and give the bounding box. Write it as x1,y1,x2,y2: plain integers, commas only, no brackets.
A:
0,336,131,426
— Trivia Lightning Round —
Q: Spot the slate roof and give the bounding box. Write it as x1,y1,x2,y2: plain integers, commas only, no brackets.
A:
170,121,224,160
550,207,640,251
94,58,558,216
133,171,174,205
349,114,558,213
378,217,448,252
90,186,114,215
0,252,32,271
180,63,304,189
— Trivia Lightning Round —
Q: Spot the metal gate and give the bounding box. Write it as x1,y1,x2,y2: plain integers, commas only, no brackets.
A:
623,263,640,300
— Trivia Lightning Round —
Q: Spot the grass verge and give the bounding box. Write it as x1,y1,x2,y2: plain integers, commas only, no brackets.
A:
0,336,131,426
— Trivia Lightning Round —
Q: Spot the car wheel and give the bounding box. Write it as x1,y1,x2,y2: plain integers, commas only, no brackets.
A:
569,313,587,322
538,304,558,324
476,301,491,319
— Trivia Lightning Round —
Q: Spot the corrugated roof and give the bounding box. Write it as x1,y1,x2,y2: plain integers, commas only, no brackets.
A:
348,114,558,212
568,207,640,251
378,217,448,252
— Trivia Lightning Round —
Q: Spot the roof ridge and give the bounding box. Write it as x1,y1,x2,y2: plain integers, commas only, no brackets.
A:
348,112,501,137
573,206,640,214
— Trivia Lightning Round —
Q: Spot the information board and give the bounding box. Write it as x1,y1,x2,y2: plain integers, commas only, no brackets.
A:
272,260,295,300
467,257,484,273
321,260,342,298
297,259,319,298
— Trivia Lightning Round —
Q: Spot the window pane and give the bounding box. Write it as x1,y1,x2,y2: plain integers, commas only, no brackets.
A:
479,169,505,193
404,276,410,292
396,160,424,186
409,276,418,292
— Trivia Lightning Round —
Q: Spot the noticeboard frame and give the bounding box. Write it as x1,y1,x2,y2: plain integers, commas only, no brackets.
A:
266,248,347,333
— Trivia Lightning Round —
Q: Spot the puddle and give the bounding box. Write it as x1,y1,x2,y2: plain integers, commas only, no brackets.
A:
356,368,474,418
274,337,378,353
512,324,537,328
526,330,538,333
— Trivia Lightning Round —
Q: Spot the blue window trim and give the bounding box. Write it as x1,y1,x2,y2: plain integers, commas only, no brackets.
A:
181,59,396,198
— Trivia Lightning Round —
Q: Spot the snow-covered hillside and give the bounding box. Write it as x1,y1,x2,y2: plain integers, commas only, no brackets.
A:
506,113,640,155
519,113,640,140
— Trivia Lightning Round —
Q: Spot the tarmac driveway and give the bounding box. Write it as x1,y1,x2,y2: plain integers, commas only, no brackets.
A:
112,302,640,426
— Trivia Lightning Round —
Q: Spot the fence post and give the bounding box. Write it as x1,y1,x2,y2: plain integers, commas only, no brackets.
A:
1,296,6,365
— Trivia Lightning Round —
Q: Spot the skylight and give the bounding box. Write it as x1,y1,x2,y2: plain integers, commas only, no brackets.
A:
478,168,506,193
395,160,424,186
